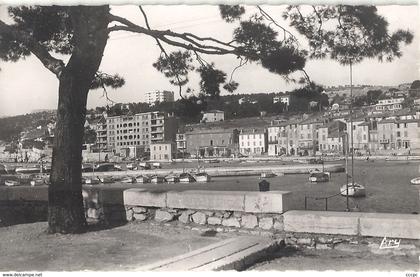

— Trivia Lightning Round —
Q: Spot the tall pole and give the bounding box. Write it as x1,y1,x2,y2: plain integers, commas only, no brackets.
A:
350,62,354,185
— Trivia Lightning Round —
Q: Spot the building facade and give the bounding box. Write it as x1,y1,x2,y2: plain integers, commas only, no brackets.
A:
201,110,225,123
375,97,404,111
150,142,176,161
239,129,268,155
145,90,174,106
105,111,177,157
184,127,239,158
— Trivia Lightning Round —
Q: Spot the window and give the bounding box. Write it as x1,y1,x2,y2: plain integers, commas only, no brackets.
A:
404,131,408,137
397,131,401,137
210,140,213,146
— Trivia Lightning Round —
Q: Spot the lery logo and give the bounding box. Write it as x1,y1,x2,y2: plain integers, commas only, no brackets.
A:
379,236,401,249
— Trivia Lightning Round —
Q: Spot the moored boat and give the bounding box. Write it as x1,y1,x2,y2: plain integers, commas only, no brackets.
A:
15,166,41,174
194,172,211,182
98,176,114,184
309,172,330,182
5,180,20,186
30,178,47,186
340,183,366,197
84,177,100,185
150,175,165,184
410,177,420,185
121,176,136,183
260,172,276,178
165,174,179,183
179,172,195,183
135,175,150,183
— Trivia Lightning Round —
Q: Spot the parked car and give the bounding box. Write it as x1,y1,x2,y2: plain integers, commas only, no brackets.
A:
95,163,121,172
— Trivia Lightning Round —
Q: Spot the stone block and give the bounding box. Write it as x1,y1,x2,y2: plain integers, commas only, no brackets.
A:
207,216,222,225
179,212,191,224
155,210,174,222
132,206,147,214
126,209,134,221
123,189,167,207
241,214,258,229
259,217,274,230
191,212,207,225
315,243,332,250
359,213,420,239
223,211,233,218
283,210,360,236
222,217,240,228
135,214,148,221
296,238,313,246
244,191,292,213
273,220,283,231
166,191,245,211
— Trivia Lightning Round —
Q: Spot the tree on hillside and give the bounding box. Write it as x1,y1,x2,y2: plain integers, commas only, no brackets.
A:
410,80,420,89
0,5,412,233
366,89,382,104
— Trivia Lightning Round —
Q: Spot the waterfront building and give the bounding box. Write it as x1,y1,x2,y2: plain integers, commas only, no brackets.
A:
346,118,370,153
377,118,420,153
318,121,346,154
297,118,324,155
150,142,176,161
145,90,174,106
267,124,281,156
201,110,225,123
105,111,178,157
184,127,239,158
239,128,268,155
93,115,107,151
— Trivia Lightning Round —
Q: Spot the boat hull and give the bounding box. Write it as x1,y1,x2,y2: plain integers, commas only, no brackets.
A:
340,184,366,197
410,177,420,185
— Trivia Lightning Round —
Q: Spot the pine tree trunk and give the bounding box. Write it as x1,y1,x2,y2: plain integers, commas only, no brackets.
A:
48,6,110,234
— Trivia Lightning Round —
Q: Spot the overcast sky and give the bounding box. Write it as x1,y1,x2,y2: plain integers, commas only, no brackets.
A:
0,5,418,116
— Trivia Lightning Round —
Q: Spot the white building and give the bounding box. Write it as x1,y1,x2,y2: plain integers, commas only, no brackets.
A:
146,90,174,106
375,97,404,111
201,110,225,123
267,125,281,156
273,95,290,106
239,129,267,155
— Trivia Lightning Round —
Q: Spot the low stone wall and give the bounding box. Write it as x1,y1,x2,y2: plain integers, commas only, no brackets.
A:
1,186,419,242
284,210,420,240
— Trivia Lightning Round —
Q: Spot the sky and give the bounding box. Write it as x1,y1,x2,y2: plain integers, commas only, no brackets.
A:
0,5,419,116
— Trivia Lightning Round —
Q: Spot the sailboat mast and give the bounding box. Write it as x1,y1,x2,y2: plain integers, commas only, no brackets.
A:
350,62,354,188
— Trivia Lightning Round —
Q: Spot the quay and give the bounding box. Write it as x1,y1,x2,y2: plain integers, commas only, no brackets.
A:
83,163,345,178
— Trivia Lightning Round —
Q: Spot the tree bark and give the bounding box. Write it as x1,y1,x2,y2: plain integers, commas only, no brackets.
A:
48,6,110,234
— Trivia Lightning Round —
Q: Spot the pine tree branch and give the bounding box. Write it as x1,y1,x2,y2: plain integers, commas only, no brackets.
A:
138,6,185,100
108,14,236,56
0,20,65,78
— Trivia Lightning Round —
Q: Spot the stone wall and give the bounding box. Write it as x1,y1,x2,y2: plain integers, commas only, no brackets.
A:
123,206,284,232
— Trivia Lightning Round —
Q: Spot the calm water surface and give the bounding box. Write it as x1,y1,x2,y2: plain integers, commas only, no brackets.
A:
132,160,420,214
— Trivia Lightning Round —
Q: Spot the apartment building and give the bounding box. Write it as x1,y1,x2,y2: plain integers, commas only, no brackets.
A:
105,111,177,157
146,90,174,105
375,97,404,111
239,128,268,155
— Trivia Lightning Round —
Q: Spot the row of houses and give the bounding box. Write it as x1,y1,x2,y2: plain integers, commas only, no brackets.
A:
175,110,420,159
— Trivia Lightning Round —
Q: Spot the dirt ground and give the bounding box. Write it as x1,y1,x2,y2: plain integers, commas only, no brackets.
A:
0,221,230,272
250,246,420,271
